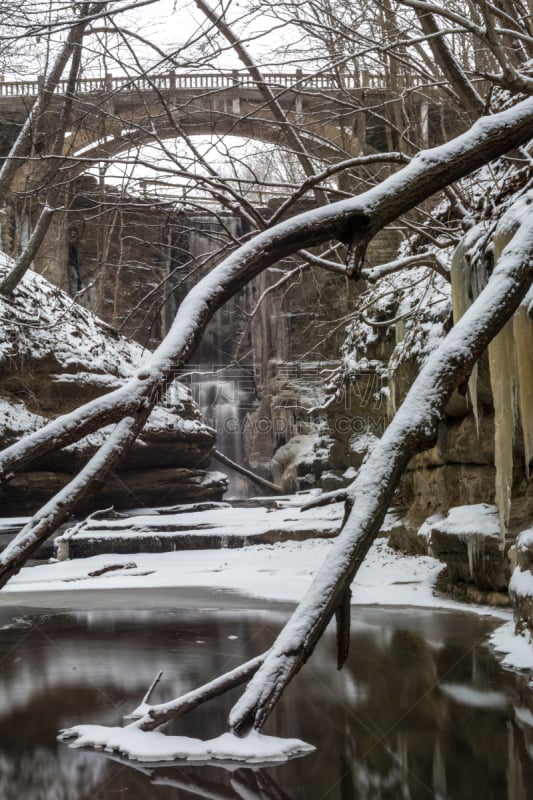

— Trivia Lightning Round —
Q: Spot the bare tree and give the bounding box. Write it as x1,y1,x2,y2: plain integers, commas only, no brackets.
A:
3,0,533,748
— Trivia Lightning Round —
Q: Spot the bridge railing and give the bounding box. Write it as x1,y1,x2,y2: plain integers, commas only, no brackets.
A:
0,68,430,99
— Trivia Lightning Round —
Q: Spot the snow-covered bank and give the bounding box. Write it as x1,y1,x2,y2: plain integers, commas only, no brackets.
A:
2,499,532,675
1,533,508,616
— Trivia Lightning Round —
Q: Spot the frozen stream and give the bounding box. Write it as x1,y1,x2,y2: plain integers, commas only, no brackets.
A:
1,604,533,799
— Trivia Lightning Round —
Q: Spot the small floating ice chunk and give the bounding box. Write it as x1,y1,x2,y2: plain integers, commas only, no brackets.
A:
58,725,315,764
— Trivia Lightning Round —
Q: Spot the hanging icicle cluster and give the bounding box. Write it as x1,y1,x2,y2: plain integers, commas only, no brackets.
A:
450,230,484,435
451,219,533,538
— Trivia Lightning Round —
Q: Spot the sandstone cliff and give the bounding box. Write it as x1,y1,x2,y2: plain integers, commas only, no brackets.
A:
0,253,226,514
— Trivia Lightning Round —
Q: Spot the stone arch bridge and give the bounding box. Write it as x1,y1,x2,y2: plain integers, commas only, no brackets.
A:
0,69,464,169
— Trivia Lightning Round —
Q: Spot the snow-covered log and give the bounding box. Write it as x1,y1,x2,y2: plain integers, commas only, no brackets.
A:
228,193,533,734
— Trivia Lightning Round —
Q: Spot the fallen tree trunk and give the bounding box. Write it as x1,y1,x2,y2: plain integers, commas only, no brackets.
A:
228,195,533,734
213,449,283,494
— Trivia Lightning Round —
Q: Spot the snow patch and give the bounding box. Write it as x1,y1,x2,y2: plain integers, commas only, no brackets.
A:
489,621,533,671
517,527,533,552
432,504,500,537
58,725,314,764
510,566,533,599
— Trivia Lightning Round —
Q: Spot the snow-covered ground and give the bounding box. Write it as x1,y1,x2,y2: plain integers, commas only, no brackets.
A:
2,511,521,662
0,500,509,621
1,497,532,676
3,535,449,606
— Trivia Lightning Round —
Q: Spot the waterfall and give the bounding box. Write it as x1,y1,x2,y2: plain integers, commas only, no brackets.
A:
191,367,257,498
164,211,259,497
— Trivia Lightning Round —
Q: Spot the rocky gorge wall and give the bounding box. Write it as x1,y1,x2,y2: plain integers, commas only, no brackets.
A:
0,256,227,515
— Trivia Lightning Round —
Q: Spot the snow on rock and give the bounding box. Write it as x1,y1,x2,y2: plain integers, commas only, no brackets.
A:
0,397,46,440
58,725,314,764
517,527,533,553
510,529,533,636
489,621,533,671
420,504,509,592
0,252,146,377
0,254,206,439
53,499,345,558
429,503,500,537
0,253,220,513
510,566,533,599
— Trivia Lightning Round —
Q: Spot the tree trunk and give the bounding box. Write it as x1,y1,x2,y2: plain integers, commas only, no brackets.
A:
415,9,485,118
0,3,103,204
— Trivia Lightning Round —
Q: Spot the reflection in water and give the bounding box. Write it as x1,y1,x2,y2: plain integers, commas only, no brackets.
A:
91,753,295,799
1,606,533,798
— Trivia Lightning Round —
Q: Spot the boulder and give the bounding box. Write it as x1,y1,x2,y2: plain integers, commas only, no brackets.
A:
422,504,511,592
0,263,220,514
408,464,496,518
0,468,227,515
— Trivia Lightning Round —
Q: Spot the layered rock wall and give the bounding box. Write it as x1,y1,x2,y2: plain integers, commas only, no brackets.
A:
0,258,226,515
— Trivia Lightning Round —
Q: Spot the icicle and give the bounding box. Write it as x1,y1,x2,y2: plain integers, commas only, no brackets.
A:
468,364,480,436
450,242,471,323
465,534,481,579
489,319,515,537
513,305,533,480
525,284,533,318
450,242,480,434
489,230,518,539
386,319,405,419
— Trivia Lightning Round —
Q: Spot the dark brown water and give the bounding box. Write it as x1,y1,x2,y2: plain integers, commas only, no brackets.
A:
0,604,532,799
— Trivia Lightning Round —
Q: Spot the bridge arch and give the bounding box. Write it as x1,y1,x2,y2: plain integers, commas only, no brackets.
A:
68,114,349,185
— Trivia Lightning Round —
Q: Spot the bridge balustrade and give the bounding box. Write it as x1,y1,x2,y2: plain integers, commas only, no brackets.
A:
0,69,411,100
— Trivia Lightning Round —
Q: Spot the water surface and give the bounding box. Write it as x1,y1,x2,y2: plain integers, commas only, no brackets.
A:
0,604,532,799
